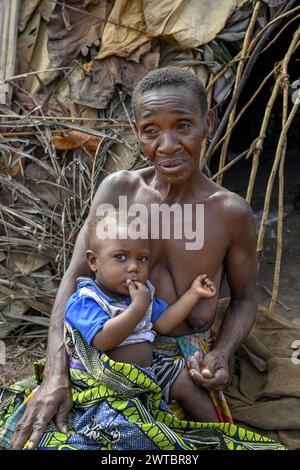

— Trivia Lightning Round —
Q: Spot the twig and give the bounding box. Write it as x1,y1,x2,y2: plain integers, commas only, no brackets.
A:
203,0,299,167
261,285,291,311
270,70,289,311
257,27,300,262
0,67,74,85
246,71,282,202
51,0,147,35
7,340,44,359
0,284,51,316
216,0,262,185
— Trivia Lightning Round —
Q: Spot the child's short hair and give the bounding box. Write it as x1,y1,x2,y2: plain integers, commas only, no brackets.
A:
85,209,146,251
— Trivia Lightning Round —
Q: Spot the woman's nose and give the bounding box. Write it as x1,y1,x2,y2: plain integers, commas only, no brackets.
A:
158,131,181,154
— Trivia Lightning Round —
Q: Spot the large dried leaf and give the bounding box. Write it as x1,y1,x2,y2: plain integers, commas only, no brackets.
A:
97,0,150,60
19,0,40,32
13,90,68,117
11,253,48,275
98,0,247,59
19,0,56,32
17,13,58,93
24,163,61,210
52,131,103,151
71,49,159,109
105,132,137,173
48,0,112,68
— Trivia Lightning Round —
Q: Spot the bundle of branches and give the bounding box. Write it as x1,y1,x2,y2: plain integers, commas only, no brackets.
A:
0,115,146,338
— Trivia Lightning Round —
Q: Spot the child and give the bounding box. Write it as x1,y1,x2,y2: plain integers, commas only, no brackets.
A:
65,210,219,422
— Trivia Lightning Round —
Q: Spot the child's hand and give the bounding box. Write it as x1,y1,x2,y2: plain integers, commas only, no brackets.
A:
190,274,216,299
127,280,151,310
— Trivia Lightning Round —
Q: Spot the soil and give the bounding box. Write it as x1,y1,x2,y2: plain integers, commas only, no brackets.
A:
0,340,47,387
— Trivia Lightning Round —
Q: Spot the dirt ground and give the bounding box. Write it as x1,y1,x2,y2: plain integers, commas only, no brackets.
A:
0,151,299,388
1,340,47,387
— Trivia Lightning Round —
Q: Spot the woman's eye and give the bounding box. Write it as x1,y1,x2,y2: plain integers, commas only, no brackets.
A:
177,121,190,130
143,126,158,135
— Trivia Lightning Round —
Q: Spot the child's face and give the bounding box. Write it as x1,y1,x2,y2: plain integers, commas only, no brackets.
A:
87,230,150,296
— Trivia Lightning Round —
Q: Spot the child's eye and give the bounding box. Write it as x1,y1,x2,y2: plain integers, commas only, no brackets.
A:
138,256,148,262
115,254,126,261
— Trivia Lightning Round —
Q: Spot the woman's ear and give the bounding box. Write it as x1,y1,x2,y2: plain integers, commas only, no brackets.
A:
86,250,98,273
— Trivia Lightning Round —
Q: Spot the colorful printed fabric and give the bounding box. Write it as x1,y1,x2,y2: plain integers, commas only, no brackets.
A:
153,330,233,423
0,328,286,450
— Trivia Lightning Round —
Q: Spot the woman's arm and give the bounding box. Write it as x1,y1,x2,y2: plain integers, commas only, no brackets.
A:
9,172,124,450
9,225,91,450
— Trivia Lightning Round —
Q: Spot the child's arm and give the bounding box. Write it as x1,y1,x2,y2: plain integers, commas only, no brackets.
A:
153,275,216,335
92,280,151,351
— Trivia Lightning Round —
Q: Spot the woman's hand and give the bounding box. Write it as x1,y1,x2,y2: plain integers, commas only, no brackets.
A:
187,350,229,391
9,374,73,450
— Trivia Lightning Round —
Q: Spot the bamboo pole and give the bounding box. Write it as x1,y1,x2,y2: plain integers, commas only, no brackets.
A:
256,28,300,265
0,0,10,101
216,0,262,185
247,28,300,203
246,74,281,202
0,0,20,105
199,73,214,166
269,78,288,311
203,0,298,169
257,92,299,264
201,68,274,168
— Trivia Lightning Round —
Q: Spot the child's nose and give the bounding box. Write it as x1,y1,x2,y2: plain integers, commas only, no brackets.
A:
127,261,139,272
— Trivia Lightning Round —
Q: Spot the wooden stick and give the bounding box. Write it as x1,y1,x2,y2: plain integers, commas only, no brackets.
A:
211,148,251,181
246,73,281,202
257,27,300,263
199,73,214,166
0,0,20,105
203,0,298,168
261,285,291,311
247,30,300,203
0,284,51,316
269,76,289,311
208,69,274,168
0,114,130,122
216,0,262,185
0,0,10,103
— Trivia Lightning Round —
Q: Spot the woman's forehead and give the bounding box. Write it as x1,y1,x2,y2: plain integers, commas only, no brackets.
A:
136,86,202,120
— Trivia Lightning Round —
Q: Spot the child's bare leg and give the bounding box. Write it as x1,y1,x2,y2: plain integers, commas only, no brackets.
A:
170,367,219,422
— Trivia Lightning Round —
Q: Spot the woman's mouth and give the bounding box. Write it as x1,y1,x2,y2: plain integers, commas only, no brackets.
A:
158,159,186,173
